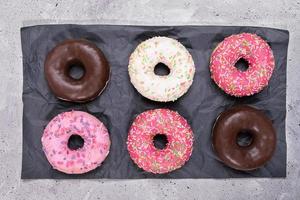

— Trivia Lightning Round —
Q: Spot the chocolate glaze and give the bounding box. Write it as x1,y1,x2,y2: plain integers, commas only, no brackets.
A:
44,39,110,102
212,105,276,171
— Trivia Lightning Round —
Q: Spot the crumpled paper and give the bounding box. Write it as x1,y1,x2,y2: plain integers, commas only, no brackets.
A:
21,24,288,179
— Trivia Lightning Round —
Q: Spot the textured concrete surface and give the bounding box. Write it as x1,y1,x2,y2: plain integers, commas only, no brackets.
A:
0,0,300,199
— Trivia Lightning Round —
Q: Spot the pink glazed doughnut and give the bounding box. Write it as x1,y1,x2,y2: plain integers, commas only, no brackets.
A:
42,111,110,174
127,109,193,174
210,33,275,97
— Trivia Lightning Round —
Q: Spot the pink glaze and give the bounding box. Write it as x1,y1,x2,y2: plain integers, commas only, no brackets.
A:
127,109,193,174
210,33,275,97
41,111,110,174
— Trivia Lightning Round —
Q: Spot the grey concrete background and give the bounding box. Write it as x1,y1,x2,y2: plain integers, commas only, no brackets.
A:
0,0,299,199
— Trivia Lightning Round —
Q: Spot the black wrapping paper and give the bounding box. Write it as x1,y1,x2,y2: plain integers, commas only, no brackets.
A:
21,25,289,179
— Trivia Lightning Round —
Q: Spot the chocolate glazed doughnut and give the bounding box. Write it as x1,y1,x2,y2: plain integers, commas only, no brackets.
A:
212,105,276,171
44,39,110,102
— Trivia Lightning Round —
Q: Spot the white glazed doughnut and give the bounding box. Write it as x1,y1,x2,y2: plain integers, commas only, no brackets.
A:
128,36,195,102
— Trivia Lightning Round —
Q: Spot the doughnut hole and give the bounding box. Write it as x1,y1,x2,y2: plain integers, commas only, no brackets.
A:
68,134,84,150
67,60,86,80
236,130,254,147
154,63,170,76
153,133,168,150
235,58,249,72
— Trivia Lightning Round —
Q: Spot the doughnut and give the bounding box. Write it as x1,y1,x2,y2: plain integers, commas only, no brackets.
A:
128,36,195,102
41,111,110,174
210,33,275,97
44,39,110,102
127,109,193,174
212,105,276,171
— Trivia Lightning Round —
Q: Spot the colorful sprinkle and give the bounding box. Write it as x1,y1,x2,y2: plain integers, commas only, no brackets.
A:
210,33,275,97
128,37,196,102
127,109,194,174
41,111,111,174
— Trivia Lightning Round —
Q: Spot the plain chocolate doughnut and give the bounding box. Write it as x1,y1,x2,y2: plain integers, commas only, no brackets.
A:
44,39,110,102
212,105,276,171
